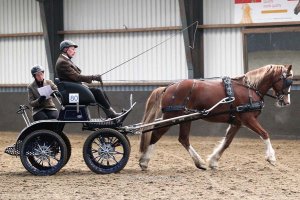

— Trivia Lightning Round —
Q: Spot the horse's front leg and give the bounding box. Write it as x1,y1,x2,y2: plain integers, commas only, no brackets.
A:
262,137,276,165
179,122,206,170
207,123,241,169
243,117,276,165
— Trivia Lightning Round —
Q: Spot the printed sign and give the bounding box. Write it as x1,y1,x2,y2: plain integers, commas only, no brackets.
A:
69,93,79,103
234,0,300,23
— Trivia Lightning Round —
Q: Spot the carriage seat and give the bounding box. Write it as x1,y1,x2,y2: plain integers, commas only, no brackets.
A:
55,78,96,106
55,78,97,121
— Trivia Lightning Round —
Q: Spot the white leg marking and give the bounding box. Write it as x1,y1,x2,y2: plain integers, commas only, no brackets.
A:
207,137,226,169
139,144,155,170
188,145,206,170
263,138,276,165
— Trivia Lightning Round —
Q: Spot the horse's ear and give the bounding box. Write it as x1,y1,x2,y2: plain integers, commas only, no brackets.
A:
285,64,292,73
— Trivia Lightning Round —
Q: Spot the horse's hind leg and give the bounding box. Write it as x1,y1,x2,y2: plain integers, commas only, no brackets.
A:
139,126,170,170
178,122,206,170
207,123,241,169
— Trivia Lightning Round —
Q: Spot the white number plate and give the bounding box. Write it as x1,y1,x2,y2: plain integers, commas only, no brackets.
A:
69,93,79,103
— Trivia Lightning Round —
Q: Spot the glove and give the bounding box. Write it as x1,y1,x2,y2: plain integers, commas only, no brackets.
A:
93,74,102,82
38,96,46,103
51,91,61,98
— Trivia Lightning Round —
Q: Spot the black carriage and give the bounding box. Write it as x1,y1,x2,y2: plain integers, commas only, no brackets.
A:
5,80,135,176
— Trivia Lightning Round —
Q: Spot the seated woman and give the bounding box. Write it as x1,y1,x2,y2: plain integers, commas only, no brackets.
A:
28,65,59,121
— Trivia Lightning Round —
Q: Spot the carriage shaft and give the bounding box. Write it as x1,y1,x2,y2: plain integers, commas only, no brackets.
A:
123,97,234,134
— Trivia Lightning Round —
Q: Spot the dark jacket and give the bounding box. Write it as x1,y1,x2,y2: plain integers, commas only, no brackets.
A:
28,80,58,116
55,54,93,83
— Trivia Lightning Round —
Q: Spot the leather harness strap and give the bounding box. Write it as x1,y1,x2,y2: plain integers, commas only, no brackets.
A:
162,80,197,113
222,77,236,123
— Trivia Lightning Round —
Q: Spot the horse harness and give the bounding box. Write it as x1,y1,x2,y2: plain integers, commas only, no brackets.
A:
161,80,197,113
161,77,265,124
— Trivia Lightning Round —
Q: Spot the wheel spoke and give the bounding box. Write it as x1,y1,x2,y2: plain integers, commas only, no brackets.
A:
98,137,106,144
91,148,98,153
92,140,100,146
108,154,119,164
49,155,60,162
36,157,44,166
47,157,52,167
111,138,119,147
113,151,124,155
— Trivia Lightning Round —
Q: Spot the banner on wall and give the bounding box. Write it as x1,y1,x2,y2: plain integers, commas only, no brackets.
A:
234,0,300,23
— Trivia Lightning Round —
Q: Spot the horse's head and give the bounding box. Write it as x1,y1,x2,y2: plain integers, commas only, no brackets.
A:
294,0,300,15
272,65,293,107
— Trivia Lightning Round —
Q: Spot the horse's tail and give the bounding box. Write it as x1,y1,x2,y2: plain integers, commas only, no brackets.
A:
139,87,165,153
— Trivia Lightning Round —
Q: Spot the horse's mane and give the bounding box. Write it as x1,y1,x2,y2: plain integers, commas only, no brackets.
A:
233,65,284,88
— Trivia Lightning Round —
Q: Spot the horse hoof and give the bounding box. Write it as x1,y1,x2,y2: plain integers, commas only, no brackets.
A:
196,164,207,170
266,156,276,166
267,159,276,166
139,163,148,171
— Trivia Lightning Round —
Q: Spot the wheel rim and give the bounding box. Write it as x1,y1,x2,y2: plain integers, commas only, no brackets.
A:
90,135,125,168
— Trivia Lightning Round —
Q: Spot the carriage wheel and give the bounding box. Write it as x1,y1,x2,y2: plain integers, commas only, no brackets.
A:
20,130,67,176
83,128,130,174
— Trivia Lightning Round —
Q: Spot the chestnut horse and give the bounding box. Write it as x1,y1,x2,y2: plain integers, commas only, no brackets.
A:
139,64,293,170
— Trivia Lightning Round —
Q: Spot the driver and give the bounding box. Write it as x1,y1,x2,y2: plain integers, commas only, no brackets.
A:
55,40,121,119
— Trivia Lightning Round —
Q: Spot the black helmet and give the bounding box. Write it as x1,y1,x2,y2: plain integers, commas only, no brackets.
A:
31,65,44,76
60,40,78,52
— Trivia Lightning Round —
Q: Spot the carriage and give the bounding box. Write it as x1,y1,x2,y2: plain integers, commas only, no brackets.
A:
4,80,137,176
4,65,293,175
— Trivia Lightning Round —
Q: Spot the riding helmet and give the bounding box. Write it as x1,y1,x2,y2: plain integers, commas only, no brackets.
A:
59,40,78,52
31,65,44,76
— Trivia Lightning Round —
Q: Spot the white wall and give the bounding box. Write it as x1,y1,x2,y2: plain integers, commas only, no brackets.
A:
63,0,188,82
203,0,244,78
0,0,48,85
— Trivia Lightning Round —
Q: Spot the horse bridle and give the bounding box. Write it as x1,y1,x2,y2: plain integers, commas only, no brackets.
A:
266,71,293,100
235,70,293,101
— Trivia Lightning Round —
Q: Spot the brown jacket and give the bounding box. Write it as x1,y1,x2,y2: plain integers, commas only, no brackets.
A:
55,54,93,83
28,80,58,116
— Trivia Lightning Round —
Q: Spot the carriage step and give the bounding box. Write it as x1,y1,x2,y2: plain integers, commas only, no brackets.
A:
4,144,20,156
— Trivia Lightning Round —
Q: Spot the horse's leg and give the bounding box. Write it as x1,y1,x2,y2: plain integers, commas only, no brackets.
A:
207,123,241,169
178,122,206,170
139,126,170,171
243,117,276,165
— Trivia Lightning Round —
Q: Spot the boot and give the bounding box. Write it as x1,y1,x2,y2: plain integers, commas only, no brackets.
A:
103,107,122,119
